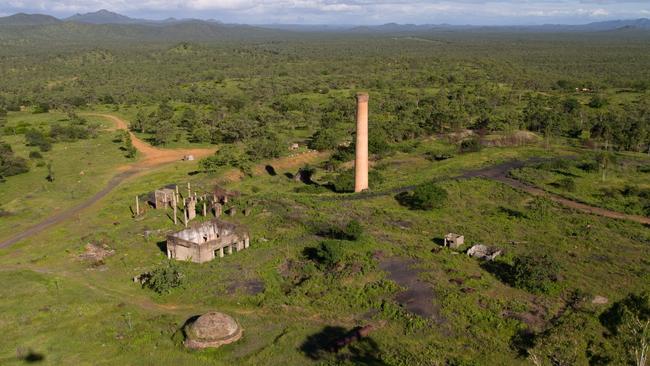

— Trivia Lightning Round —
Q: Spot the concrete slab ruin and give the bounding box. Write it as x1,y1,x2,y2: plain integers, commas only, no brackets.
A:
467,244,502,261
166,219,250,264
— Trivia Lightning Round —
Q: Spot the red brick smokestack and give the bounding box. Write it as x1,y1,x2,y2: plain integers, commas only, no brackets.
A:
355,92,369,192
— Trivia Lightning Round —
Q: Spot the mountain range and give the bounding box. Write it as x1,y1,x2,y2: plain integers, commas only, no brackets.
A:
0,9,649,33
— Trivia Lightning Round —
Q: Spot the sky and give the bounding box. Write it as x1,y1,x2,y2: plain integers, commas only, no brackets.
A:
0,0,649,25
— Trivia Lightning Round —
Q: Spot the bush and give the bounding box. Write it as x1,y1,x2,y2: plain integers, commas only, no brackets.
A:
246,132,283,161
331,170,355,193
308,128,339,151
555,177,576,192
459,137,482,153
314,240,346,269
32,102,49,114
28,151,42,159
0,142,29,179
396,182,447,210
142,261,184,294
318,220,364,241
510,254,560,294
343,220,363,241
330,169,383,193
25,129,51,152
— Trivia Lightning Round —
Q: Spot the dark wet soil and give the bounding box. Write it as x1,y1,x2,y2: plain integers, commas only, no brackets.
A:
227,278,265,295
379,257,443,322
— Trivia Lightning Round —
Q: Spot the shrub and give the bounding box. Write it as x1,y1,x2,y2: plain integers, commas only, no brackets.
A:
331,170,355,193
25,129,51,152
343,220,363,241
331,169,383,193
142,261,184,294
459,137,482,153
314,240,346,269
28,151,42,159
318,220,364,241
32,102,49,114
396,182,448,210
510,254,560,294
308,128,339,151
0,142,29,179
555,177,576,192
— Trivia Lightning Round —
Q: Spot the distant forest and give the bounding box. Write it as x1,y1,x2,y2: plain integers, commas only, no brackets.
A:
0,22,649,155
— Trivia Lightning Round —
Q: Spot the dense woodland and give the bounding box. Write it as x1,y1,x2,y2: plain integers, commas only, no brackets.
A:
1,29,649,164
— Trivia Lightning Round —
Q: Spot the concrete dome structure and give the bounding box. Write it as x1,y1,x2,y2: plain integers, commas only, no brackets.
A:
184,311,242,349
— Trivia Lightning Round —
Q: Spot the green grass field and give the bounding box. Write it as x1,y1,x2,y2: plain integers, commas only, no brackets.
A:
0,112,131,241
1,127,647,365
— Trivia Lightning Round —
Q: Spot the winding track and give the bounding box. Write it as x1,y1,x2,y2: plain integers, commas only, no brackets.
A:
325,159,650,225
0,114,327,249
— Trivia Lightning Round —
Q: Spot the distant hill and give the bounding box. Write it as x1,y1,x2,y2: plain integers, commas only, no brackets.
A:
0,13,61,26
65,9,143,24
347,18,650,33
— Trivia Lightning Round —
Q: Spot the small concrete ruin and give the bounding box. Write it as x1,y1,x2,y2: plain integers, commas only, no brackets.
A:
467,244,502,261
154,188,175,209
166,219,250,264
184,312,242,349
444,233,465,249
183,154,195,161
213,185,240,204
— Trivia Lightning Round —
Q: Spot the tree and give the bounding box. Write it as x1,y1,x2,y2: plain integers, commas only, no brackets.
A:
308,128,339,151
153,121,175,146
142,261,184,294
123,131,136,158
528,310,599,366
199,145,250,175
46,162,54,182
0,142,29,180
601,292,650,366
246,132,283,161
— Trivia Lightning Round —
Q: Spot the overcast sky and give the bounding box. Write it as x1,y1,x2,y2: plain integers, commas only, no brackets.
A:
1,0,648,25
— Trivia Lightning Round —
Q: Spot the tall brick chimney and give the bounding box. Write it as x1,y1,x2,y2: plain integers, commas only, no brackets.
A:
355,92,369,192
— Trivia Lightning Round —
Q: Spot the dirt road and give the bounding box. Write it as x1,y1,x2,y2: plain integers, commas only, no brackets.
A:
463,161,650,225
87,114,217,168
0,114,217,249
0,114,327,249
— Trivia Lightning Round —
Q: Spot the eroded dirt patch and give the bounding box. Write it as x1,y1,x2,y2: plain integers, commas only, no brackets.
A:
379,257,443,322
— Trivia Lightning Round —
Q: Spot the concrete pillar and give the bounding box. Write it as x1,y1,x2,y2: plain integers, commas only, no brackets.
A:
135,195,140,216
355,92,369,192
227,245,233,255
173,196,178,225
203,202,207,217
187,182,191,199
219,247,224,258
183,199,188,227
214,203,222,218
244,237,250,248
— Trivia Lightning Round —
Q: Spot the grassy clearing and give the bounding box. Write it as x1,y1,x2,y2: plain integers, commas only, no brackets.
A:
0,111,130,241
0,139,647,364
510,151,650,216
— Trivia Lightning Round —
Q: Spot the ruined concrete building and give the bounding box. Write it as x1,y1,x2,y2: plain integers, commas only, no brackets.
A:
355,92,369,192
166,219,250,264
154,188,175,209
